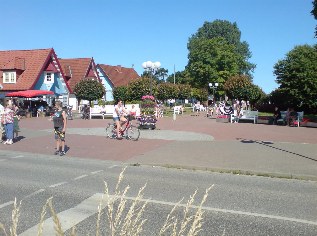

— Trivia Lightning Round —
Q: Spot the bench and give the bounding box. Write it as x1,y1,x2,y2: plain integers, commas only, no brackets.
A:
173,106,183,114
89,107,105,119
238,110,258,124
277,111,304,127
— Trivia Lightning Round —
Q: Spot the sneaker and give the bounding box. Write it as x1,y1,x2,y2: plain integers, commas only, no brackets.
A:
54,150,60,155
60,151,66,156
3,140,8,145
7,140,13,145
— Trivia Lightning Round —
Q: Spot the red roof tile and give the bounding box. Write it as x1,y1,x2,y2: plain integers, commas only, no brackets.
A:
97,64,139,87
59,58,100,93
0,48,53,91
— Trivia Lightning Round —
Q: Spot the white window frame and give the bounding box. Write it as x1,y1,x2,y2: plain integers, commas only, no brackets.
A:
44,72,54,84
3,71,16,84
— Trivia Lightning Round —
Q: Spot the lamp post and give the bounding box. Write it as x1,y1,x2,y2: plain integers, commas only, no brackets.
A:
208,82,218,104
142,61,161,96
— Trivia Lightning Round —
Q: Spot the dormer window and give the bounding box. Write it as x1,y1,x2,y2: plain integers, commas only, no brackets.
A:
44,72,54,83
3,71,16,84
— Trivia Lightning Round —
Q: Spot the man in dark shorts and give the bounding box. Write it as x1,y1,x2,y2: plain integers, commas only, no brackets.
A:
52,101,67,156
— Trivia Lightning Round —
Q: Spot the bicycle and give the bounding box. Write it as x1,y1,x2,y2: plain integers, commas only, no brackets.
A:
106,115,140,141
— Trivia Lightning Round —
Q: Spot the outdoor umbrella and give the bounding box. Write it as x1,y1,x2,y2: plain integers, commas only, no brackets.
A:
5,90,54,98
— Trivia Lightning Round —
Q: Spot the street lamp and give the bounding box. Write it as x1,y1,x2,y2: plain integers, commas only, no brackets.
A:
208,82,218,103
142,61,161,96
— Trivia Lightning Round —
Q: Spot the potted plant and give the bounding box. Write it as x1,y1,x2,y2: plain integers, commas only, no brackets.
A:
138,95,157,129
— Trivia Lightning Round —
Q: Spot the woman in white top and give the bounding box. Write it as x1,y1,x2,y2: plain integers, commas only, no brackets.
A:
113,100,128,139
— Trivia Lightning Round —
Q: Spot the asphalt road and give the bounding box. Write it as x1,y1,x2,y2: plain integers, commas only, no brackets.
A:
0,150,316,235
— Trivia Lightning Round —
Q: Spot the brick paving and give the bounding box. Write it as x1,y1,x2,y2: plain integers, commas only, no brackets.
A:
1,113,317,180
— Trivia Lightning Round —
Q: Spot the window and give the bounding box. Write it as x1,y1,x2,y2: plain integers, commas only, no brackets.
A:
44,72,54,84
3,71,16,83
46,72,52,81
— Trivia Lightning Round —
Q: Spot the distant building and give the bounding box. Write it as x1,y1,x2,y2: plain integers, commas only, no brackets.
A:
96,64,139,101
0,48,70,104
59,57,101,110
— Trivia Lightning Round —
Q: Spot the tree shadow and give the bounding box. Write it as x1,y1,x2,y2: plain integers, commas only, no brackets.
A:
236,138,317,162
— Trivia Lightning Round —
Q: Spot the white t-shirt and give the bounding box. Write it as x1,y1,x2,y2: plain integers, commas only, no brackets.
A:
113,105,123,118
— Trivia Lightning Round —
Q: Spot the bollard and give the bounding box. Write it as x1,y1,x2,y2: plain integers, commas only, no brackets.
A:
173,113,176,121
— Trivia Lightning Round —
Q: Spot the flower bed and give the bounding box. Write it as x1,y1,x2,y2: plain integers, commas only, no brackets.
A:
139,95,157,129
216,115,230,123
138,115,157,129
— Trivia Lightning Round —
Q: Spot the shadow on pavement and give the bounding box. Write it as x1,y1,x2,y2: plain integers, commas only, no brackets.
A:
237,138,317,162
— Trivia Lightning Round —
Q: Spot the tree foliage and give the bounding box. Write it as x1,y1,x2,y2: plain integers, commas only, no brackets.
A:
166,70,193,85
74,79,105,103
128,77,157,100
224,75,265,106
177,84,192,100
141,67,169,83
223,75,252,99
113,86,129,103
273,44,317,110
156,83,179,101
187,37,240,88
187,19,255,87
191,88,208,102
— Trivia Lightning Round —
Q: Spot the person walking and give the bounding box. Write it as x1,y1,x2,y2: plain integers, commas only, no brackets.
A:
1,101,14,145
51,101,67,156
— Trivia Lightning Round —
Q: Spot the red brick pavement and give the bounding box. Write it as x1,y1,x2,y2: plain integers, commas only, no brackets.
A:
1,114,316,161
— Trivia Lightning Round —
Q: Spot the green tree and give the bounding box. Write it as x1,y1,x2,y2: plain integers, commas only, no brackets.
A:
141,67,169,83
223,75,252,99
187,19,255,79
224,75,265,107
177,84,192,100
74,79,105,105
273,44,317,110
113,86,129,103
186,37,240,88
128,77,157,100
166,70,193,85
191,88,208,102
156,83,179,102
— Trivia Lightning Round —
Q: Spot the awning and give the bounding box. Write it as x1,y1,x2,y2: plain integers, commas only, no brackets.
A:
5,90,54,98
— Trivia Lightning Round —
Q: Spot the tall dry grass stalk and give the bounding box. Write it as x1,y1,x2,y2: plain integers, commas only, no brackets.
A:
96,166,148,236
0,198,22,236
159,185,214,236
0,167,212,236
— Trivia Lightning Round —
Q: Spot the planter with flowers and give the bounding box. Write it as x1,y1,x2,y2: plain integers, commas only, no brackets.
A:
138,95,157,129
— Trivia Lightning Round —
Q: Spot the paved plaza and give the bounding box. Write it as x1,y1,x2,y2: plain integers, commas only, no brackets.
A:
1,113,317,180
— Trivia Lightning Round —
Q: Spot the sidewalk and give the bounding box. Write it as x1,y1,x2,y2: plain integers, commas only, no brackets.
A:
1,114,317,180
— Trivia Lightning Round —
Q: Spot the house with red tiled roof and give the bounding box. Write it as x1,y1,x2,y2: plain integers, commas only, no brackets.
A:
0,48,70,102
59,58,101,110
96,64,139,101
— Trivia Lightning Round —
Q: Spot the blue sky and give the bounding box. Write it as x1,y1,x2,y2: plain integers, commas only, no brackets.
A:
1,0,315,93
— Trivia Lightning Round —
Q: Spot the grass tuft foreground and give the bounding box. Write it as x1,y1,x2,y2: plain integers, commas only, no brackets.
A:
0,167,213,236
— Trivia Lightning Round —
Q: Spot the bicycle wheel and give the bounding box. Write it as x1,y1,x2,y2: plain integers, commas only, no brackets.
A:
106,124,116,138
127,125,140,141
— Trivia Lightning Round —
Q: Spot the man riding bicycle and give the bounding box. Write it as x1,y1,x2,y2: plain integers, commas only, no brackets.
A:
113,100,128,139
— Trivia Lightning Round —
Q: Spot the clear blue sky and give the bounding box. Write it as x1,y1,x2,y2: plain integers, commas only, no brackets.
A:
1,0,315,93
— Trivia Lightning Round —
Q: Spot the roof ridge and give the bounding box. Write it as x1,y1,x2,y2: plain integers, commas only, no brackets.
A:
0,48,52,52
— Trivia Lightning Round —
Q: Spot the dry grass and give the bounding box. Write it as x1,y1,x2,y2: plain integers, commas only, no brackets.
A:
0,168,212,236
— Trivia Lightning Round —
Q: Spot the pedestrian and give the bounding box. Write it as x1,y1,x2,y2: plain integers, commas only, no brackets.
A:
51,101,67,156
272,106,281,125
1,101,14,145
12,104,21,140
